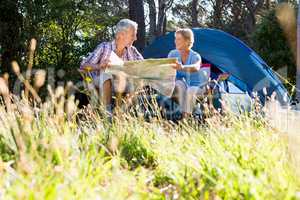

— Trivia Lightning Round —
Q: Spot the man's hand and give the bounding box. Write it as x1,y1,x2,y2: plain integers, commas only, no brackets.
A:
99,59,111,70
172,61,183,71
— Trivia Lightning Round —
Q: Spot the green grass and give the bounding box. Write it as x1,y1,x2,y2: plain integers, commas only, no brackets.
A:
0,98,299,200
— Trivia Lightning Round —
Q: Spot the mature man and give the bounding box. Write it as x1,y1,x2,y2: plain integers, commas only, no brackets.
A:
80,19,143,114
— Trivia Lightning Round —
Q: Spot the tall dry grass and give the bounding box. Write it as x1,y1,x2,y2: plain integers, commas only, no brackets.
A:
0,38,299,199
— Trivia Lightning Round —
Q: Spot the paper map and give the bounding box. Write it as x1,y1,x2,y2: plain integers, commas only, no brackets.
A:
107,52,177,97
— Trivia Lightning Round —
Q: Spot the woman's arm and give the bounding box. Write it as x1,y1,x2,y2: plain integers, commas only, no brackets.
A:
182,52,202,73
172,60,201,72
182,60,201,73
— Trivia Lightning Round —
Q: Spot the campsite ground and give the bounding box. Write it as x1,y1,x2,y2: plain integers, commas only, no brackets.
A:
0,95,300,199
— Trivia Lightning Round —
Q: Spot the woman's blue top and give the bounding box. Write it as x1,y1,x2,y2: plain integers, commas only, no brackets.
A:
168,49,202,86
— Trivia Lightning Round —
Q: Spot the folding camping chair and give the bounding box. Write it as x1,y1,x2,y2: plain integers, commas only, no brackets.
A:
193,64,230,117
194,63,212,99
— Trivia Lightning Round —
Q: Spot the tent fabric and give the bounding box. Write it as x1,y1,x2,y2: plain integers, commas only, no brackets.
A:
143,28,289,104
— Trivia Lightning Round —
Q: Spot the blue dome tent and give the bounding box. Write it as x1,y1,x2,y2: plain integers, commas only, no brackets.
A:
143,28,289,105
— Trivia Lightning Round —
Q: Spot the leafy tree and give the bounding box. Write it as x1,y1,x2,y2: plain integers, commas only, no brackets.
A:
251,8,296,91
0,0,128,85
171,0,208,27
146,0,174,43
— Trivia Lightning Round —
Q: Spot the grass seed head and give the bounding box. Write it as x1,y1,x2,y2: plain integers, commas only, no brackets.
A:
0,78,9,96
34,69,46,89
55,86,65,98
276,3,297,59
20,104,34,123
11,61,21,75
66,95,77,118
29,38,37,52
3,73,9,84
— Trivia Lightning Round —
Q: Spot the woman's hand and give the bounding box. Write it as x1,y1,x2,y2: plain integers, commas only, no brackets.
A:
172,61,183,70
182,61,201,72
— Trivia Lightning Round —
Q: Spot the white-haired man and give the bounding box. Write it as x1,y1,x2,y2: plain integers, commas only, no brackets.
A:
80,19,143,114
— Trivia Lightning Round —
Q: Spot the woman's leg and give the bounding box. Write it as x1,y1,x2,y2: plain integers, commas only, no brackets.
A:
184,86,206,115
185,86,198,115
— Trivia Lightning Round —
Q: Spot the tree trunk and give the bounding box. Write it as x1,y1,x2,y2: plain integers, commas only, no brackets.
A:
244,0,265,36
265,0,270,9
156,0,173,37
129,0,146,51
147,0,157,43
156,0,166,37
212,0,224,28
296,0,300,100
191,0,200,27
163,14,167,35
0,0,23,74
146,0,173,42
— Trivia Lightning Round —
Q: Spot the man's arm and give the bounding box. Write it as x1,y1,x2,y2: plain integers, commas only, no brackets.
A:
80,43,109,71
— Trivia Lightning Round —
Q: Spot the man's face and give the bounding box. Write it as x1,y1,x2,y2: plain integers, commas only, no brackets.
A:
123,27,137,47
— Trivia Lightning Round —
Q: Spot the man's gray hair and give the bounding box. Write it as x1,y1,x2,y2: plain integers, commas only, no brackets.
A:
116,19,138,34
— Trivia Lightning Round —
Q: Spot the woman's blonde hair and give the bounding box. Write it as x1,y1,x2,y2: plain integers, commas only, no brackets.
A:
175,28,194,49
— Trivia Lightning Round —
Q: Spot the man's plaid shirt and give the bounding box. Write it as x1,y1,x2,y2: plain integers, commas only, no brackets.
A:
80,40,143,78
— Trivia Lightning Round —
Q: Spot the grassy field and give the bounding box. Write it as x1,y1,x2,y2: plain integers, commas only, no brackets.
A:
0,90,299,200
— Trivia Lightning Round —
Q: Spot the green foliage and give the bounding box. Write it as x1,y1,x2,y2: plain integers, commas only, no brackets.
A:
251,9,296,88
0,135,16,162
1,0,128,84
153,171,174,187
120,134,157,170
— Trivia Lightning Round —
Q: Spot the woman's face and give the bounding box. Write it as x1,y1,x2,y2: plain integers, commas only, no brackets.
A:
175,33,189,51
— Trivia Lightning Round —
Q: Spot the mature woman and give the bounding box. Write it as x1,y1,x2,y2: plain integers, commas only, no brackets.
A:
168,28,204,117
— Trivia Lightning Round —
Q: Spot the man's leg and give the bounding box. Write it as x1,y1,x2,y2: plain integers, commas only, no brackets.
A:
96,72,113,115
113,72,127,108
102,79,112,113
